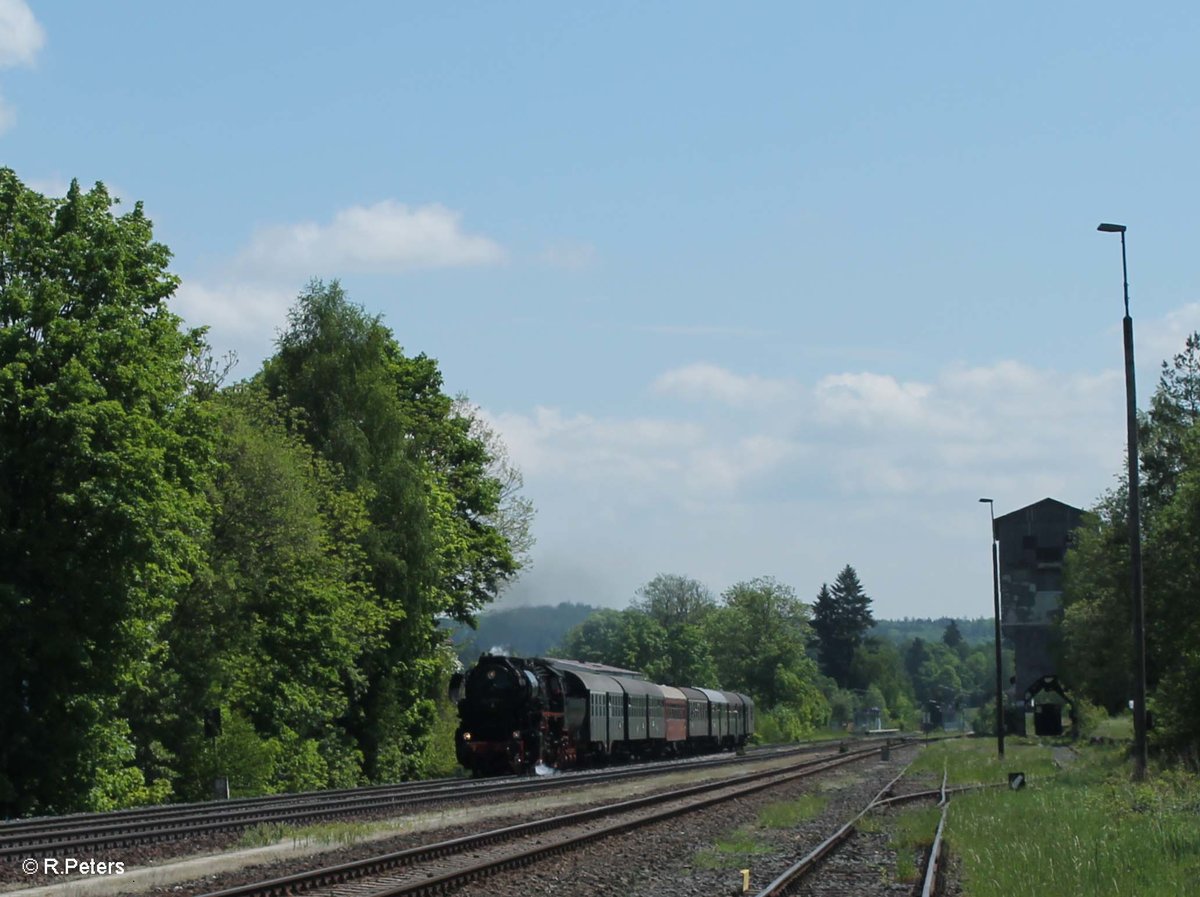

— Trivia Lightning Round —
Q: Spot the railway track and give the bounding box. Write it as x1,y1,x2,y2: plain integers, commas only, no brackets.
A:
195,740,897,897
752,761,993,897
0,735,907,861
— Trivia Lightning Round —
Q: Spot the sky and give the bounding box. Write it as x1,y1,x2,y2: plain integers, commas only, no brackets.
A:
3,2,1199,620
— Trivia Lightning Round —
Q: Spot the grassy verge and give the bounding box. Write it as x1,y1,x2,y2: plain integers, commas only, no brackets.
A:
909,736,1058,784
936,742,1200,895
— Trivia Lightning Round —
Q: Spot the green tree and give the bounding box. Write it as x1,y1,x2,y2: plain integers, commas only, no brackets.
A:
556,608,670,678
631,574,718,686
0,171,214,814
812,565,875,686
1141,332,1200,514
260,281,517,779
161,387,386,797
1060,494,1133,714
941,619,967,657
711,577,826,727
849,637,914,720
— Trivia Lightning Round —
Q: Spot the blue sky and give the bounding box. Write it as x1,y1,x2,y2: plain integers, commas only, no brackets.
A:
4,2,1198,619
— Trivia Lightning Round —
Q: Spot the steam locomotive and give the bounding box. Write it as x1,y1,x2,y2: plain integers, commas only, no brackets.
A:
450,653,755,776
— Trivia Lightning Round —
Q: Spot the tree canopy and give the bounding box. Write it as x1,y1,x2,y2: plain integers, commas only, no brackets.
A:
0,171,214,814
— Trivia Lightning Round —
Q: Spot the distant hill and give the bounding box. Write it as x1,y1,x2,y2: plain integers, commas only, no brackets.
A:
444,602,600,666
870,617,994,646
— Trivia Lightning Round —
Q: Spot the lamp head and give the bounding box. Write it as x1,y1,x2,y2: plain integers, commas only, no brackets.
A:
1097,222,1126,233
979,497,993,504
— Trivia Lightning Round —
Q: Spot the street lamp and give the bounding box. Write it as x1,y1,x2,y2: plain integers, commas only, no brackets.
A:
1097,221,1149,781
979,497,1004,759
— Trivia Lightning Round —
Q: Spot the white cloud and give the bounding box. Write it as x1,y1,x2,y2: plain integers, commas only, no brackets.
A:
1137,302,1200,367
0,0,43,68
484,406,704,489
172,198,505,371
23,176,70,197
811,362,1123,498
652,362,795,406
815,371,941,431
173,279,295,341
0,0,43,136
487,355,1132,616
235,201,505,278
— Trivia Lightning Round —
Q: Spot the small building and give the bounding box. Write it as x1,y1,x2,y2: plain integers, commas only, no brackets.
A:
994,497,1084,703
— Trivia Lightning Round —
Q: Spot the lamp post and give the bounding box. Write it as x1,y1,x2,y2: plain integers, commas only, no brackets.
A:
1097,221,1148,781
979,497,1004,758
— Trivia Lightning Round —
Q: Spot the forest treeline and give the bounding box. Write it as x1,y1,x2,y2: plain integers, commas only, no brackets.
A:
543,569,1004,742
0,172,529,815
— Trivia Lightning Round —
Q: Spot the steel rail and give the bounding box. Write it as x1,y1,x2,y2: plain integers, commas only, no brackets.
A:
920,802,950,897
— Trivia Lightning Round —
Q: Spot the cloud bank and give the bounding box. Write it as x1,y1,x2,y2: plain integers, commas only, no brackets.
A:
488,356,1130,616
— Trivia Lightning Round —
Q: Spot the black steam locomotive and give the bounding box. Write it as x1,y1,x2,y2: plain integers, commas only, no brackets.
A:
450,654,754,776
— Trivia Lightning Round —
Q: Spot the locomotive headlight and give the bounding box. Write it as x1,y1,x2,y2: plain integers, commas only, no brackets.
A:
462,732,472,741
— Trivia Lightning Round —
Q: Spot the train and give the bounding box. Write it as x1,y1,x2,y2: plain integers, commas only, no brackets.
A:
449,653,755,776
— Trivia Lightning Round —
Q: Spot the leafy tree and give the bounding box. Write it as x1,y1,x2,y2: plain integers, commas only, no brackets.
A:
632,573,716,629
849,637,913,719
161,387,385,797
1142,332,1200,514
1060,494,1133,714
556,608,670,678
1060,331,1200,757
812,565,875,686
0,171,214,814
631,574,718,686
711,577,826,727
260,280,517,779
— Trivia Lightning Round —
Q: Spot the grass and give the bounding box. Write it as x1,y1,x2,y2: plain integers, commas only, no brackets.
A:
908,736,1058,785
888,805,942,882
1091,713,1134,740
757,794,827,828
693,794,828,869
693,826,775,869
933,741,1200,896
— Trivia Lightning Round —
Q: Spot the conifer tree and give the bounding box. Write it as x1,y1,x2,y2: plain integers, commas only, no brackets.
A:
811,565,875,686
